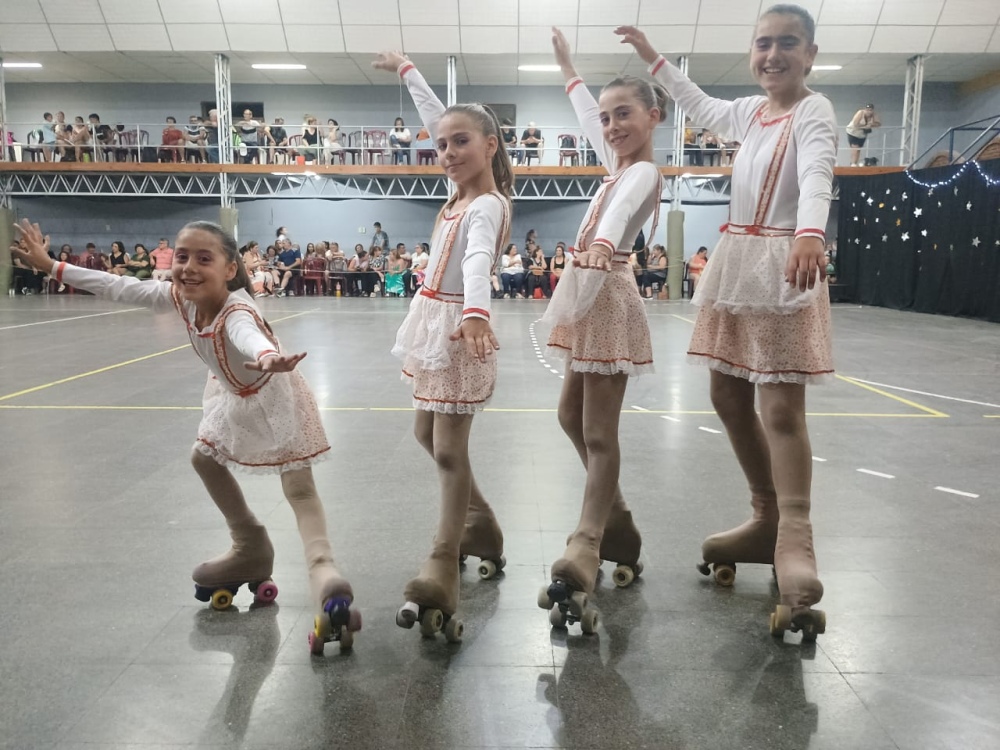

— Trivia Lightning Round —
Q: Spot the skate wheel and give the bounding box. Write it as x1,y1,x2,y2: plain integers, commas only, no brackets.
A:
459,554,468,565
347,608,363,632
581,608,599,635
419,609,444,637
611,565,635,588
800,609,826,641
193,585,212,603
696,562,711,577
477,559,497,580
339,627,355,650
537,586,553,610
254,580,278,604
314,614,332,640
568,590,588,617
713,563,736,587
497,555,507,571
770,604,792,637
308,630,325,656
548,606,568,629
444,617,464,643
210,588,234,610
396,601,419,629
634,561,643,577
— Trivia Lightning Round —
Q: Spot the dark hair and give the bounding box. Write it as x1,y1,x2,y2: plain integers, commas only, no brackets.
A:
166,117,176,124
276,226,287,237
89,113,99,121
86,242,96,249
761,3,816,45
181,221,253,295
44,112,52,119
111,241,125,254
58,249,70,260
697,246,708,254
133,243,146,253
374,222,381,228
602,76,669,123
421,242,429,252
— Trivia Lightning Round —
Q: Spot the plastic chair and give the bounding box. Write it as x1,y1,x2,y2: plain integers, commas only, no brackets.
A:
343,131,364,165
557,134,579,166
301,257,328,296
522,138,544,165
364,130,389,165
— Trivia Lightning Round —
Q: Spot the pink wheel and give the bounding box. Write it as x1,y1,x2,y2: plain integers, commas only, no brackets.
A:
347,608,363,632
255,581,278,604
307,630,325,656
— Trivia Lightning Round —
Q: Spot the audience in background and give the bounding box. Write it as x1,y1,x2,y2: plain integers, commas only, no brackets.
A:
149,238,173,280
124,243,152,279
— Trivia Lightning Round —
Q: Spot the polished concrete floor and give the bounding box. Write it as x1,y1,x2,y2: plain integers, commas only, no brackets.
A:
1,293,998,750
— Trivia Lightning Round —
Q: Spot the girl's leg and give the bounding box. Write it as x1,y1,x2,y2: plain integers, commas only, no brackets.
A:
557,369,641,572
757,383,823,612
551,370,629,594
699,371,778,575
404,411,475,615
280,467,353,608
190,450,274,587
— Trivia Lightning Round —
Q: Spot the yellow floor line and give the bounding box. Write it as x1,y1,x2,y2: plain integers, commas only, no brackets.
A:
669,314,696,324
836,375,949,418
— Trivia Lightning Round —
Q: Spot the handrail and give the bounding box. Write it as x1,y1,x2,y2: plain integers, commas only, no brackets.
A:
908,115,1000,169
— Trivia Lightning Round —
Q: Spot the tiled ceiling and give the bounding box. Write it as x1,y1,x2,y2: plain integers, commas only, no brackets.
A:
0,0,998,86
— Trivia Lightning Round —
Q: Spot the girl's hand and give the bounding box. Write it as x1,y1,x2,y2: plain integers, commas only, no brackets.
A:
573,247,612,271
614,25,659,65
450,318,499,363
245,351,307,373
11,220,53,272
372,51,409,73
551,27,575,73
785,236,826,291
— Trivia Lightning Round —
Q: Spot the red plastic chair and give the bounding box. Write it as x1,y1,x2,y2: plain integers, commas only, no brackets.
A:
301,256,328,296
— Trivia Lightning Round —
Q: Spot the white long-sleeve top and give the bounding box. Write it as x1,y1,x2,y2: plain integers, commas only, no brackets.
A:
565,77,662,259
52,261,280,397
399,61,511,321
649,55,836,240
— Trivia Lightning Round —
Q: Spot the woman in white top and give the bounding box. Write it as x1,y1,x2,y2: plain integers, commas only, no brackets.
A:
499,243,525,298
372,50,513,642
620,5,835,640
390,117,412,165
324,118,343,164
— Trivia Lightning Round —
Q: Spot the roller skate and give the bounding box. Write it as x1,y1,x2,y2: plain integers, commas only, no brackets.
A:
696,493,777,587
539,532,600,634
596,505,643,588
768,501,825,642
307,562,362,655
192,523,278,610
459,505,506,581
396,546,464,643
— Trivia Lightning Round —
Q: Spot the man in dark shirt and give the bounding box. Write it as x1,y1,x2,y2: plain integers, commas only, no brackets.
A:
520,122,542,163
501,119,520,164
266,117,288,163
204,109,220,163
89,114,114,161
276,239,301,295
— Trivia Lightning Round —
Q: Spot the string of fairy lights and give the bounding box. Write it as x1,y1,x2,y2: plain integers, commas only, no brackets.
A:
903,159,1000,190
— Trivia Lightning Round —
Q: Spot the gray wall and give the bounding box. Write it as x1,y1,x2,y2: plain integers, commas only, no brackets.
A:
11,196,732,261
4,79,963,167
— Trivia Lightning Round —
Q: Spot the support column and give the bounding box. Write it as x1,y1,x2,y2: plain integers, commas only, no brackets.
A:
901,54,925,166
667,56,689,300
215,54,233,165
671,56,688,169
447,55,457,107
0,206,13,296
0,57,9,163
219,206,239,243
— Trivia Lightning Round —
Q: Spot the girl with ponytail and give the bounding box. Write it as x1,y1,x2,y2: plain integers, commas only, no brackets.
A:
537,27,667,633
371,50,513,643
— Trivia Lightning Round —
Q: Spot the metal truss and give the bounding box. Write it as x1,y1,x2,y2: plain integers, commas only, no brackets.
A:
0,171,733,203
901,55,925,166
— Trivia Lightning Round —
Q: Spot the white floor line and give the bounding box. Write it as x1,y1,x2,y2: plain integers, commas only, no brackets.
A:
847,378,1000,410
661,415,681,423
857,468,895,479
934,486,980,499
0,308,143,331
812,456,827,462
631,405,649,412
698,426,722,434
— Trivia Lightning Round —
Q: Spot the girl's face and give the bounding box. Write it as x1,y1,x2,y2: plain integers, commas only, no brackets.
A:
598,85,659,162
395,118,404,127
172,228,236,304
112,243,122,254
59,251,69,261
436,112,496,186
355,244,364,253
750,13,817,97
307,243,315,252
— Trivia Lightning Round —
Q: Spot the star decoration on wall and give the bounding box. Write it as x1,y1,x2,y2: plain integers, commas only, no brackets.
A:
892,205,897,211
879,202,885,208
972,237,981,247
882,234,888,242
902,192,908,200
902,232,910,241
867,197,874,205
854,216,859,221
967,201,973,210
861,191,866,197
886,189,891,195
921,229,928,236
928,188,934,196
896,218,902,226
914,208,923,217
955,186,960,195
865,244,871,249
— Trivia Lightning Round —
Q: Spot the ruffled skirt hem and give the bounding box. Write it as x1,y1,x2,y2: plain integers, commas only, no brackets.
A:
687,353,833,386
547,344,655,376
194,440,332,475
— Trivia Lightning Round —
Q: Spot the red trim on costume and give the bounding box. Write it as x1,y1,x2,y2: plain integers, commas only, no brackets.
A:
795,228,825,238
398,63,415,77
566,78,583,94
413,394,488,406
462,307,490,319
197,438,331,468
688,350,834,378
55,261,66,283
754,104,796,127
547,342,653,366
651,57,666,76
212,303,278,396
257,349,279,359
753,109,796,226
724,222,794,237
592,237,616,252
420,288,463,303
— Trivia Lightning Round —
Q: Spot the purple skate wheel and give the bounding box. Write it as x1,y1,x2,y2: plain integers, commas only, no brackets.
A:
347,608,362,632
255,581,278,604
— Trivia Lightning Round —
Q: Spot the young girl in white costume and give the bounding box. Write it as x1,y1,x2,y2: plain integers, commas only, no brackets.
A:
12,219,361,654
618,3,835,640
371,52,513,642
537,28,666,633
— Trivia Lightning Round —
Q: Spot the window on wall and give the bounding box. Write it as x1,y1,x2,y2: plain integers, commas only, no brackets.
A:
485,104,516,127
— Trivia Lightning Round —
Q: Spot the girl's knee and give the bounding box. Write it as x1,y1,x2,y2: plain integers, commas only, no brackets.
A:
191,449,217,474
710,379,753,423
557,402,583,440
759,392,806,435
414,420,434,454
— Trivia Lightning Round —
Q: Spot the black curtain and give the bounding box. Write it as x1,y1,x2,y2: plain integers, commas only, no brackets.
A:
837,161,1000,322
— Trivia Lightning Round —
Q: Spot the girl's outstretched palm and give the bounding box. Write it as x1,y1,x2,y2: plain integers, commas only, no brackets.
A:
615,26,658,65
551,27,574,69
245,352,307,373
372,51,409,73
12,219,53,272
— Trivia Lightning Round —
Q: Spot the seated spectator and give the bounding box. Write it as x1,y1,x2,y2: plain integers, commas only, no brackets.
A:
237,108,261,164
275,238,302,296
688,246,708,291
185,115,206,162
124,243,152,279
243,242,273,297
390,118,412,165
78,242,103,270
683,120,703,166
51,245,75,292
414,127,435,164
54,111,72,159
299,116,321,164
39,112,57,162
520,122,543,163
409,242,429,294
149,238,174,280
369,246,386,295
264,245,281,287
264,117,289,163
825,251,836,283
501,119,520,163
641,244,667,298
324,119,342,164
526,245,552,298
89,114,115,161
702,131,722,167
159,117,185,162
106,241,129,276
70,116,92,162
550,242,567,290
348,245,375,296
326,242,348,295
385,248,407,296
500,243,526,298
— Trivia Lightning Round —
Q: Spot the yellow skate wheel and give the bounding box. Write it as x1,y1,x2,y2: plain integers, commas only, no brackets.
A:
314,614,332,640
477,560,497,580
770,604,792,637
611,565,635,588
339,627,355,650
800,609,826,641
210,589,234,610
713,564,736,587
537,586,553,610
581,608,599,635
444,618,464,643
420,609,444,637
548,607,568,629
